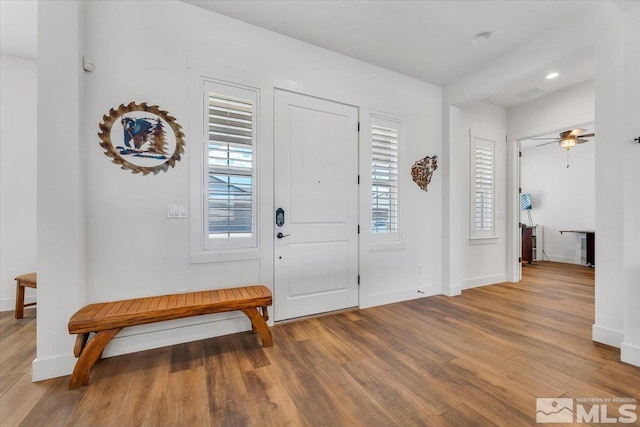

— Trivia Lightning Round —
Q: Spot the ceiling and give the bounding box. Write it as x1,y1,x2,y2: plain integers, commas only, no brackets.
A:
4,1,632,107
183,0,603,106
484,47,595,107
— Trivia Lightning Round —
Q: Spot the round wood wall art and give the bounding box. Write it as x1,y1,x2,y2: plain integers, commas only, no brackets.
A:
98,102,185,175
411,155,438,191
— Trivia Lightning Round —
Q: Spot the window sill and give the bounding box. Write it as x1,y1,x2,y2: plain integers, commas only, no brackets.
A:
469,236,498,245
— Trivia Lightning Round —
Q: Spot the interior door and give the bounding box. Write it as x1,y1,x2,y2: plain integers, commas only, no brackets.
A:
274,90,359,321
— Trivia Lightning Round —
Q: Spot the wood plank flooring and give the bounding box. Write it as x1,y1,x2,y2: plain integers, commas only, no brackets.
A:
1,262,638,426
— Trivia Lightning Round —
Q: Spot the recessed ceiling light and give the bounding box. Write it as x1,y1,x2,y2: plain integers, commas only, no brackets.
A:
471,32,492,46
546,72,559,80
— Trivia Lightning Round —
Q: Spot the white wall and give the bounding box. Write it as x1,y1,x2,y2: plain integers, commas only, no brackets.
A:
507,81,595,140
0,55,37,312
34,0,442,380
449,101,508,291
34,0,86,381
520,140,595,265
620,6,640,367
592,2,627,350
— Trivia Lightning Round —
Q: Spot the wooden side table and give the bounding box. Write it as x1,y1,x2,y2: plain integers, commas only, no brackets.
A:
15,272,37,319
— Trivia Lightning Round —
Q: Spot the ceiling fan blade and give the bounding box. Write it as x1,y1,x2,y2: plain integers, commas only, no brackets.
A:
574,138,589,144
559,128,586,138
536,141,558,147
580,133,595,138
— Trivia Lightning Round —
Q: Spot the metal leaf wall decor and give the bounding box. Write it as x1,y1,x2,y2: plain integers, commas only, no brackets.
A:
411,155,438,191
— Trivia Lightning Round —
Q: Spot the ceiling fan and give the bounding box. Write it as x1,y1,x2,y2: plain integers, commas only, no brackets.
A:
533,128,595,150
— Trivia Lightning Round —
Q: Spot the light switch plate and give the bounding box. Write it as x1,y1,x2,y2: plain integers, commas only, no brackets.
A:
167,205,188,219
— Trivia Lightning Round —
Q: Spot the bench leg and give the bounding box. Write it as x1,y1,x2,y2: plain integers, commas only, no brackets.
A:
74,333,89,357
69,328,121,389
241,308,273,347
15,282,25,319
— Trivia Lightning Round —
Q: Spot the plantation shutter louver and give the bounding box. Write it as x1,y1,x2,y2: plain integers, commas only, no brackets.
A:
371,123,399,233
207,93,254,238
473,138,494,234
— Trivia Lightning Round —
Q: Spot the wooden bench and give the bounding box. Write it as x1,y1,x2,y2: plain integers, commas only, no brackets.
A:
67,285,272,389
15,272,37,319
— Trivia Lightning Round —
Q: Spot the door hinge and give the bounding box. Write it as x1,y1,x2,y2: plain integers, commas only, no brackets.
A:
357,175,360,184
357,122,360,132
357,225,360,234
357,275,360,284
518,257,522,263
519,187,522,193
519,151,522,157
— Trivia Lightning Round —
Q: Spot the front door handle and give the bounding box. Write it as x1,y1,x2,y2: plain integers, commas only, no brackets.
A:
276,232,290,239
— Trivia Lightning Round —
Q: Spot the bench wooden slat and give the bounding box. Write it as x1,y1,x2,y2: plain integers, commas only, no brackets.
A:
202,291,212,304
247,286,260,298
238,287,251,299
157,295,170,310
83,303,106,319
211,290,221,303
68,285,272,334
116,299,134,316
168,294,178,309
137,297,153,314
93,303,113,319
105,300,125,317
131,298,147,314
147,296,162,311
176,293,185,308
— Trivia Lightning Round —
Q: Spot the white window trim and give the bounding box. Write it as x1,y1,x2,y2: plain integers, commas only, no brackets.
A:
190,75,261,263
470,135,497,242
369,114,402,245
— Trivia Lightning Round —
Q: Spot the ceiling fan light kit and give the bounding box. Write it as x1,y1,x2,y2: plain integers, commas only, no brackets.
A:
559,139,577,150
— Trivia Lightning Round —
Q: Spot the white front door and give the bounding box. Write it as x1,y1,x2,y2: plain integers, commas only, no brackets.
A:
274,90,359,321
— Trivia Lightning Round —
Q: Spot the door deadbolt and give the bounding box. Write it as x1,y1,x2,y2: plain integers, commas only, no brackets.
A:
276,208,285,227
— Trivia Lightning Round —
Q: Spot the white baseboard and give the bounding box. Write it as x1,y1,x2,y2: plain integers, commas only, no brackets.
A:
0,296,37,312
460,274,507,290
32,353,77,382
621,342,640,367
592,324,624,348
103,314,251,358
442,283,461,297
360,284,440,309
547,255,582,265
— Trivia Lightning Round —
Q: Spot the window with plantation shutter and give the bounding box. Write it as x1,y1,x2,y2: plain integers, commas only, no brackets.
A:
202,81,258,250
370,116,400,237
471,136,495,238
